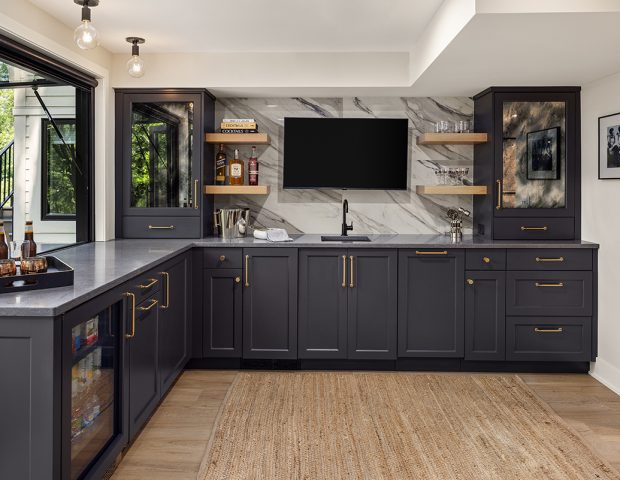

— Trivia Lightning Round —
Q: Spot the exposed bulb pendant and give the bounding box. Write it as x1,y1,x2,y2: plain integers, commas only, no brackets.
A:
73,0,99,50
126,37,146,78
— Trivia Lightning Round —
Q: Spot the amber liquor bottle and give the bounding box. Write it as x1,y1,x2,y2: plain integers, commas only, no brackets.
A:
21,220,37,259
229,149,244,185
248,146,258,186
0,221,8,260
215,144,227,185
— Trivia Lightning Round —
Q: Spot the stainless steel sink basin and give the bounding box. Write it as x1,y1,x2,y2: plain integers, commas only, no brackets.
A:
321,235,371,242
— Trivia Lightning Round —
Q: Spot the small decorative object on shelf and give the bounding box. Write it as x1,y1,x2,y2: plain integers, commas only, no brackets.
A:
229,149,244,185
215,143,227,185
248,146,259,186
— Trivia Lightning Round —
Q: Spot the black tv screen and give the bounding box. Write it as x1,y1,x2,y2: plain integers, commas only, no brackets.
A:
283,117,408,189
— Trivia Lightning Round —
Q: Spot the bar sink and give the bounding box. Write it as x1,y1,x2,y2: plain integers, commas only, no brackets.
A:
321,235,371,242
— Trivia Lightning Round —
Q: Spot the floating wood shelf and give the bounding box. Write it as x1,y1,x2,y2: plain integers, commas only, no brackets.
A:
204,185,270,195
416,133,488,145
416,185,488,195
205,133,270,145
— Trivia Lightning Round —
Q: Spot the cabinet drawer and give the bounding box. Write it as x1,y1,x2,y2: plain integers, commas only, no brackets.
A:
507,271,592,316
494,218,574,240
466,249,506,270
506,317,591,362
204,248,242,269
122,216,200,238
507,249,592,271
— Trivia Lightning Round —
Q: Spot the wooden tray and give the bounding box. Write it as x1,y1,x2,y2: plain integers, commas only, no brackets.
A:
0,256,74,294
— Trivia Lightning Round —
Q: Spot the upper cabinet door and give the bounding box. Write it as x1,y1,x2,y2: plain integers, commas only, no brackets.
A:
494,91,577,219
121,92,203,217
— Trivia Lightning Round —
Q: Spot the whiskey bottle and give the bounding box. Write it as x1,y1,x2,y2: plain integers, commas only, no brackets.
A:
248,146,258,186
0,221,8,260
21,220,37,259
229,149,244,185
215,144,227,185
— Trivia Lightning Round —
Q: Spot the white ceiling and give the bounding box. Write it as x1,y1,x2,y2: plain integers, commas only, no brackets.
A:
30,0,445,53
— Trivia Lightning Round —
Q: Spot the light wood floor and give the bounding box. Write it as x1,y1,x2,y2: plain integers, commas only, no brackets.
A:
111,371,620,479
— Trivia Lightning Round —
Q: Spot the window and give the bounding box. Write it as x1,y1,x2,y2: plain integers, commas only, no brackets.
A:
41,118,77,220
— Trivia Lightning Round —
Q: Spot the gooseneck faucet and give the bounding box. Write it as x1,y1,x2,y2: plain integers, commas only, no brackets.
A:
341,199,353,236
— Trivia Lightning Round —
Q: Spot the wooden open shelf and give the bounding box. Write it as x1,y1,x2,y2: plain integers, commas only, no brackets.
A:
416,133,488,145
204,185,270,195
416,185,488,195
205,133,270,145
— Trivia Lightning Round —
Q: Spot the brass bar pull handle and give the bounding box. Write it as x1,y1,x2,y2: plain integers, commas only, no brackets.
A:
342,255,347,288
415,250,448,255
148,225,175,230
137,299,158,312
194,179,199,209
535,327,563,333
535,282,564,288
521,226,548,231
536,257,564,262
349,256,354,288
124,292,136,339
159,272,170,309
137,278,158,289
245,255,250,287
496,179,502,210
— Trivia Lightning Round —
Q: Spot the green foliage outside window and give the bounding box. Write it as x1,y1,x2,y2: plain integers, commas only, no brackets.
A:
45,120,76,216
0,63,14,151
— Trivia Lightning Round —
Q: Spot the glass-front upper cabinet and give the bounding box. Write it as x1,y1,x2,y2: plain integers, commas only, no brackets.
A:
116,89,215,238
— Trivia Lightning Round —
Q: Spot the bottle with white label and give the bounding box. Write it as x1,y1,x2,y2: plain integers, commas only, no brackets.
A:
229,149,244,185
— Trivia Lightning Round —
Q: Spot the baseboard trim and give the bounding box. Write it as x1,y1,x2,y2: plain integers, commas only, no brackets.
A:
590,358,620,395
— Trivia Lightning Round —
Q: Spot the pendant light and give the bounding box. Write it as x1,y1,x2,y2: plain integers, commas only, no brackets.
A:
73,0,99,50
126,37,146,78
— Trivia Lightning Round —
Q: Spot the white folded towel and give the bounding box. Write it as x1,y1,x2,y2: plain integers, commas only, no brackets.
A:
254,228,293,242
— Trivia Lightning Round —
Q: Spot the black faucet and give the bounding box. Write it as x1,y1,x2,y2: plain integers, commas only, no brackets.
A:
341,199,353,236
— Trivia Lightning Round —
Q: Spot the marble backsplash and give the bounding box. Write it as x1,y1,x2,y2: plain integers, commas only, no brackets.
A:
214,97,474,235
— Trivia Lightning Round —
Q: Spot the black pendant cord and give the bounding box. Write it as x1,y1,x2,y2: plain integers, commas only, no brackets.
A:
32,86,83,175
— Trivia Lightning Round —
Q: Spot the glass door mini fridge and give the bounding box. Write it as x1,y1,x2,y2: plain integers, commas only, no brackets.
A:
62,290,127,480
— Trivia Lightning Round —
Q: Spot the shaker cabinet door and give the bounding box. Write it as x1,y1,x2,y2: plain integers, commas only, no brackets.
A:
242,249,298,359
398,249,465,357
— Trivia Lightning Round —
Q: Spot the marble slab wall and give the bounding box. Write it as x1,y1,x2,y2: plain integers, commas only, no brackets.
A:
214,97,474,234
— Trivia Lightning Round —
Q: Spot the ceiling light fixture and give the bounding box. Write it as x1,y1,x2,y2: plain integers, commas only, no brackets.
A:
126,37,146,78
73,0,99,50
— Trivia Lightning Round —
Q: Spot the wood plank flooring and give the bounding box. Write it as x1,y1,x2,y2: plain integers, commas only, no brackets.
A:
111,371,620,479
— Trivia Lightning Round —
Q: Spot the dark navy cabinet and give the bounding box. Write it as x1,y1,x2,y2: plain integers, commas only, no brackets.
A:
398,249,465,357
243,248,298,359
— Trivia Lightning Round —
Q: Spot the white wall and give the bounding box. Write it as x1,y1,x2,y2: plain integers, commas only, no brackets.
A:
582,72,620,394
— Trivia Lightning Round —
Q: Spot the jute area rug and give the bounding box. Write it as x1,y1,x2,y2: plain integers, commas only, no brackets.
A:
198,372,619,480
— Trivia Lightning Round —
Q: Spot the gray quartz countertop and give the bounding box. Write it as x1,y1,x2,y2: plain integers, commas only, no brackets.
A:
0,235,598,317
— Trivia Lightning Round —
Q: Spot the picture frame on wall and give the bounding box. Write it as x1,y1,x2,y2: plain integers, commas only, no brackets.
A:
599,112,620,179
526,127,560,180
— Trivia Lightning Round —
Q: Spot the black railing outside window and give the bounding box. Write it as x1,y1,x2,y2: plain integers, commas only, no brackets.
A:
0,139,14,209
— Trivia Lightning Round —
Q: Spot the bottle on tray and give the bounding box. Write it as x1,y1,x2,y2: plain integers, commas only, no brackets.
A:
21,220,37,259
0,221,8,260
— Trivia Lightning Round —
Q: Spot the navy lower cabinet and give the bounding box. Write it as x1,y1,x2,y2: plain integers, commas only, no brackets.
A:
243,248,298,359
158,254,191,394
465,271,506,361
203,268,243,357
398,249,465,357
298,249,348,359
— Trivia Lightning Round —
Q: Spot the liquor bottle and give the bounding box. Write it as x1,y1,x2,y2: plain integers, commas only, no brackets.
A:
215,144,227,185
0,221,8,260
229,149,244,185
21,220,37,258
248,146,259,186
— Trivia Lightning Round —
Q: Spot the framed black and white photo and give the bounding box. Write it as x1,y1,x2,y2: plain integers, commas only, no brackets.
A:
599,112,620,179
527,127,560,180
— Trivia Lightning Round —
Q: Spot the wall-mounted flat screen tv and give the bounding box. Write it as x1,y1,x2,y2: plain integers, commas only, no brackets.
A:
283,117,408,189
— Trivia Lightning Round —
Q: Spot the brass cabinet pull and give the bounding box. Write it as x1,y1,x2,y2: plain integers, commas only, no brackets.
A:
467,278,474,285
535,282,564,288
159,272,170,309
124,292,136,339
219,255,226,262
341,255,347,288
137,298,158,311
482,256,491,264
235,276,241,283
245,255,250,287
536,256,564,262
194,179,199,209
148,225,175,230
535,327,563,333
415,250,448,255
521,226,548,231
137,278,158,289
496,179,502,210
349,256,354,288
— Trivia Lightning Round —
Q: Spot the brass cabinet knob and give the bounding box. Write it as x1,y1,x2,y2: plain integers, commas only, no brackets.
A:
219,255,226,262
235,276,241,283
467,279,474,285
482,256,491,264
